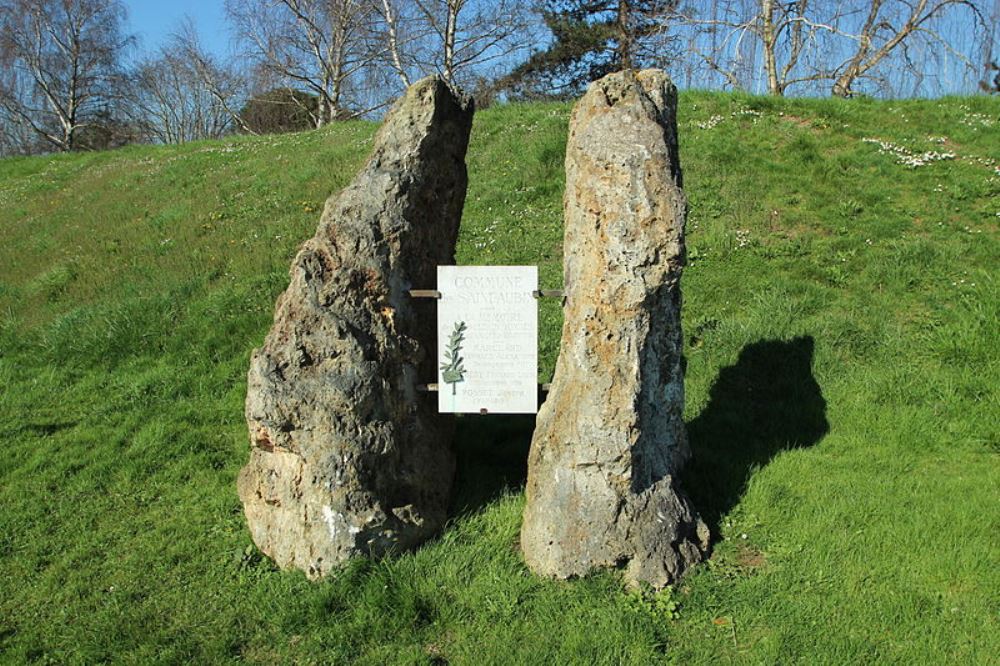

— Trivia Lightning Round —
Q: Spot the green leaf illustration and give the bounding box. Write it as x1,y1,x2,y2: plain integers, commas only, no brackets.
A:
440,321,467,396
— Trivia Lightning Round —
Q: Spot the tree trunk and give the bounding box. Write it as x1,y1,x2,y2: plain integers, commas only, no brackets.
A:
381,0,410,86
832,71,856,97
831,0,929,98
761,0,781,95
443,0,460,84
618,0,633,70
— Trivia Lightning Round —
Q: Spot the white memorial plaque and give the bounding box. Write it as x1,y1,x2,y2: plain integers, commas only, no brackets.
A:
437,266,538,414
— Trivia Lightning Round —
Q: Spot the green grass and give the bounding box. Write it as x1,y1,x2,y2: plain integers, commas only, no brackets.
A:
1,91,998,664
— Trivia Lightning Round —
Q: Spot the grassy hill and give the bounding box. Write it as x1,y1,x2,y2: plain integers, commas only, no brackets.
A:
1,91,997,664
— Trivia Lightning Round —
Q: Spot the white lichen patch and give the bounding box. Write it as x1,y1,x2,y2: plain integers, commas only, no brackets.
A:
321,505,344,540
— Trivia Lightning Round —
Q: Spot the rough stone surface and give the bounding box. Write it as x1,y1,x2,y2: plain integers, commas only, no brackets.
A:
521,70,709,588
238,77,473,578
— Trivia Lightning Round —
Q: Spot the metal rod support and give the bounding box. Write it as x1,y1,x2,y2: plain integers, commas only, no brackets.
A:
417,383,551,393
411,289,561,299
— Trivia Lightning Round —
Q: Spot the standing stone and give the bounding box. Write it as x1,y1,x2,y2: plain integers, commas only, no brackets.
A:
238,77,473,578
521,70,708,588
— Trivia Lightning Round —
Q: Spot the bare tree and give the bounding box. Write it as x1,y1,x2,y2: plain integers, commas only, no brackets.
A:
981,60,999,92
378,0,411,86
979,0,1000,91
662,0,990,97
0,104,41,155
226,0,378,126
370,0,533,89
123,37,235,144
172,21,256,135
759,0,831,95
668,0,850,95
369,0,420,86
0,0,131,152
413,0,465,84
413,0,531,83
831,0,986,97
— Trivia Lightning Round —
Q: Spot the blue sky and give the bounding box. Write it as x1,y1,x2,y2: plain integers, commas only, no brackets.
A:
118,0,996,96
123,0,229,59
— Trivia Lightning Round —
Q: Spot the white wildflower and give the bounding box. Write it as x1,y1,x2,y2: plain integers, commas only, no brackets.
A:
697,114,724,130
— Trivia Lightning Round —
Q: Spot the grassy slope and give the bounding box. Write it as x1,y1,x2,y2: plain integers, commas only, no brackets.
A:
0,92,997,664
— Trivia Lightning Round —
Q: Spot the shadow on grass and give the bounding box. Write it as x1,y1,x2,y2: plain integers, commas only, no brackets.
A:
447,338,828,533
682,336,829,540
449,412,534,517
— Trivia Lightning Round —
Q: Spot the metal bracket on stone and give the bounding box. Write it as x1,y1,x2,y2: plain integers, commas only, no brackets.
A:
408,289,442,299
410,289,561,300
417,383,551,393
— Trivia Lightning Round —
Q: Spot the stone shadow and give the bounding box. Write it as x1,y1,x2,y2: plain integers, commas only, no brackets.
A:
681,336,829,540
449,413,534,517
447,384,550,517
448,338,828,529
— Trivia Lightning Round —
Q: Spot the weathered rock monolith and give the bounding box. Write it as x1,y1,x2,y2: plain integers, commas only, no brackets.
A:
521,70,709,588
238,77,473,578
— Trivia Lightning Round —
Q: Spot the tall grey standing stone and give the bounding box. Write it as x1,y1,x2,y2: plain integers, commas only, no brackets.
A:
238,77,473,578
521,70,709,589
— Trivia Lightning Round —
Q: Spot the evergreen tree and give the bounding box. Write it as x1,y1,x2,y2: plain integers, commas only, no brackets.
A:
240,89,320,135
502,0,675,99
